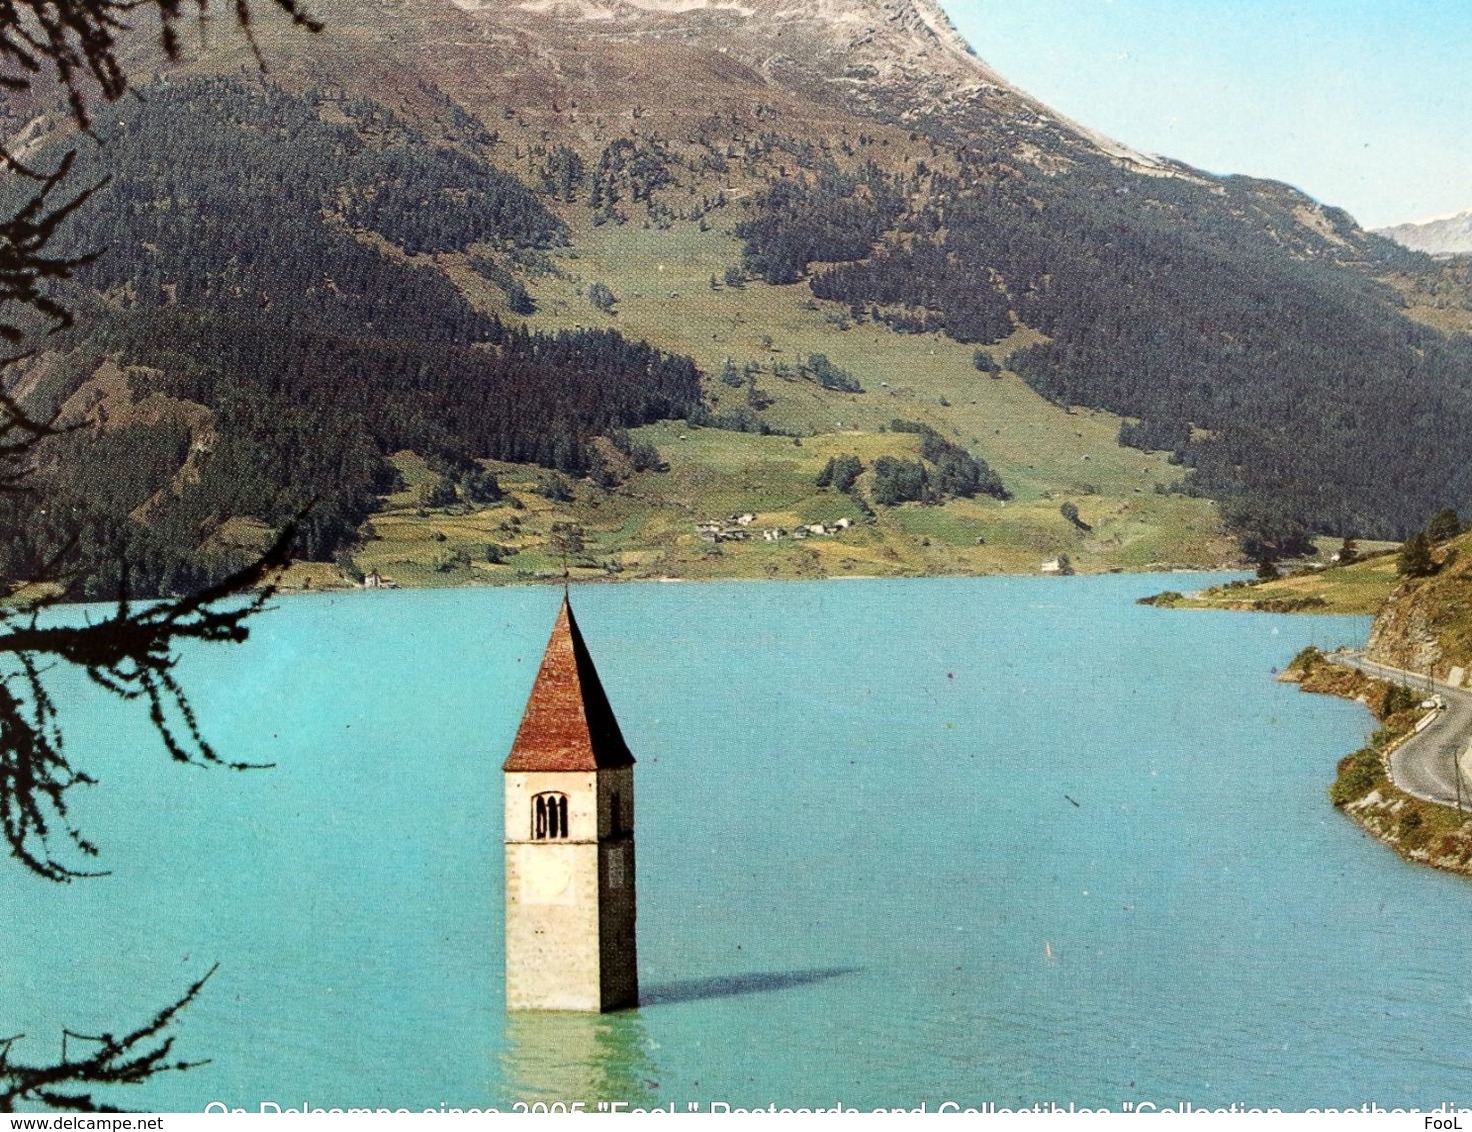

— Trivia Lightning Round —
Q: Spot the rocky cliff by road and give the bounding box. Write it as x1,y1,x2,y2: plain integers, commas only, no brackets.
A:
1366,532,1472,680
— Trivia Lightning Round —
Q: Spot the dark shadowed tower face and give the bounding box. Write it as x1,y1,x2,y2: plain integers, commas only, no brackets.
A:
503,596,638,1012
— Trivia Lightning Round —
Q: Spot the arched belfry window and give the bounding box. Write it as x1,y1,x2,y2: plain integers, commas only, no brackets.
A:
533,792,569,840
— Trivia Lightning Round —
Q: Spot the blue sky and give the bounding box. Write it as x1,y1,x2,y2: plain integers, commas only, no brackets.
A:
937,0,1472,229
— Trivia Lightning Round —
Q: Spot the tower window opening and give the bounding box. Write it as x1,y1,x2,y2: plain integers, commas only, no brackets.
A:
533,792,569,839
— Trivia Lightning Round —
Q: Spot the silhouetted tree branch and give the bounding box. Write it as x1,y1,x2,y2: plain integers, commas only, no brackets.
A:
0,150,98,334
0,0,320,879
0,157,98,491
0,966,216,1112
0,143,304,881
0,0,321,148
0,0,320,1111
0,518,296,881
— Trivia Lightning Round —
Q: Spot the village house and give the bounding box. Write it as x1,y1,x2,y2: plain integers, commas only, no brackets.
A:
694,514,852,543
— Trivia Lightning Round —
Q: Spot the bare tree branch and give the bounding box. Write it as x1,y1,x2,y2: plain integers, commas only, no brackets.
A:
0,157,101,493
0,0,320,875
0,0,325,1112
0,150,99,337
0,0,322,144
0,516,298,880
0,966,216,1112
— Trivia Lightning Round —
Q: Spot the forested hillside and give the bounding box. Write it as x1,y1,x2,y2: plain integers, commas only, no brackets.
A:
8,0,1472,594
739,152,1472,553
1,79,701,596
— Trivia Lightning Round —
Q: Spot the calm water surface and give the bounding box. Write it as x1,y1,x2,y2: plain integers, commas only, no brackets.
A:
5,575,1469,1111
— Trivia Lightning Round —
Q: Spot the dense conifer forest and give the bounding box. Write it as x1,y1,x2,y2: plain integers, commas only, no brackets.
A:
13,65,1472,592
0,79,701,597
739,152,1472,551
734,166,905,286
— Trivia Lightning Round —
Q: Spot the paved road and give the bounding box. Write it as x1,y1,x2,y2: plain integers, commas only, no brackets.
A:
1331,652,1472,808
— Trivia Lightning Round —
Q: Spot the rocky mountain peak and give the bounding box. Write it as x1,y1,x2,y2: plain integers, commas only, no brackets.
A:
499,0,994,83
447,0,1161,171
1377,209,1472,257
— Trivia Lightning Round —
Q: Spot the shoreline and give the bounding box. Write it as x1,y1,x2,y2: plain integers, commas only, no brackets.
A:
283,564,1249,598
1283,647,1472,879
1137,549,1402,617
293,562,1243,596
282,565,1253,610
9,564,1254,615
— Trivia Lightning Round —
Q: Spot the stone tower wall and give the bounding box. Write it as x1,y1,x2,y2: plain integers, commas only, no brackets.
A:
505,771,603,1011
597,766,638,1010
503,767,639,1012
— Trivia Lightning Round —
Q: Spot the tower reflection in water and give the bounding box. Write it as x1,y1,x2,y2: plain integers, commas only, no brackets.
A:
500,1010,659,1110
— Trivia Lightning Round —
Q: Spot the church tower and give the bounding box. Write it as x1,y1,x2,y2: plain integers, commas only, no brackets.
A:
503,595,638,1012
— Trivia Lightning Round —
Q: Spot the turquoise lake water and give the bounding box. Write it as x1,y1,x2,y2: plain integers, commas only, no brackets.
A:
5,574,1472,1112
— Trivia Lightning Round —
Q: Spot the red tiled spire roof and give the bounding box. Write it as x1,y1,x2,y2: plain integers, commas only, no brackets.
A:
503,595,635,772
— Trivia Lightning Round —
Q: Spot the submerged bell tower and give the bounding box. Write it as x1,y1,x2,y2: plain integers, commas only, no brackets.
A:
503,595,638,1012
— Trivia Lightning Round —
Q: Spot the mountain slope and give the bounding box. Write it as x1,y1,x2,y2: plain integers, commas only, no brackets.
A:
4,0,1472,593
1379,210,1472,257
